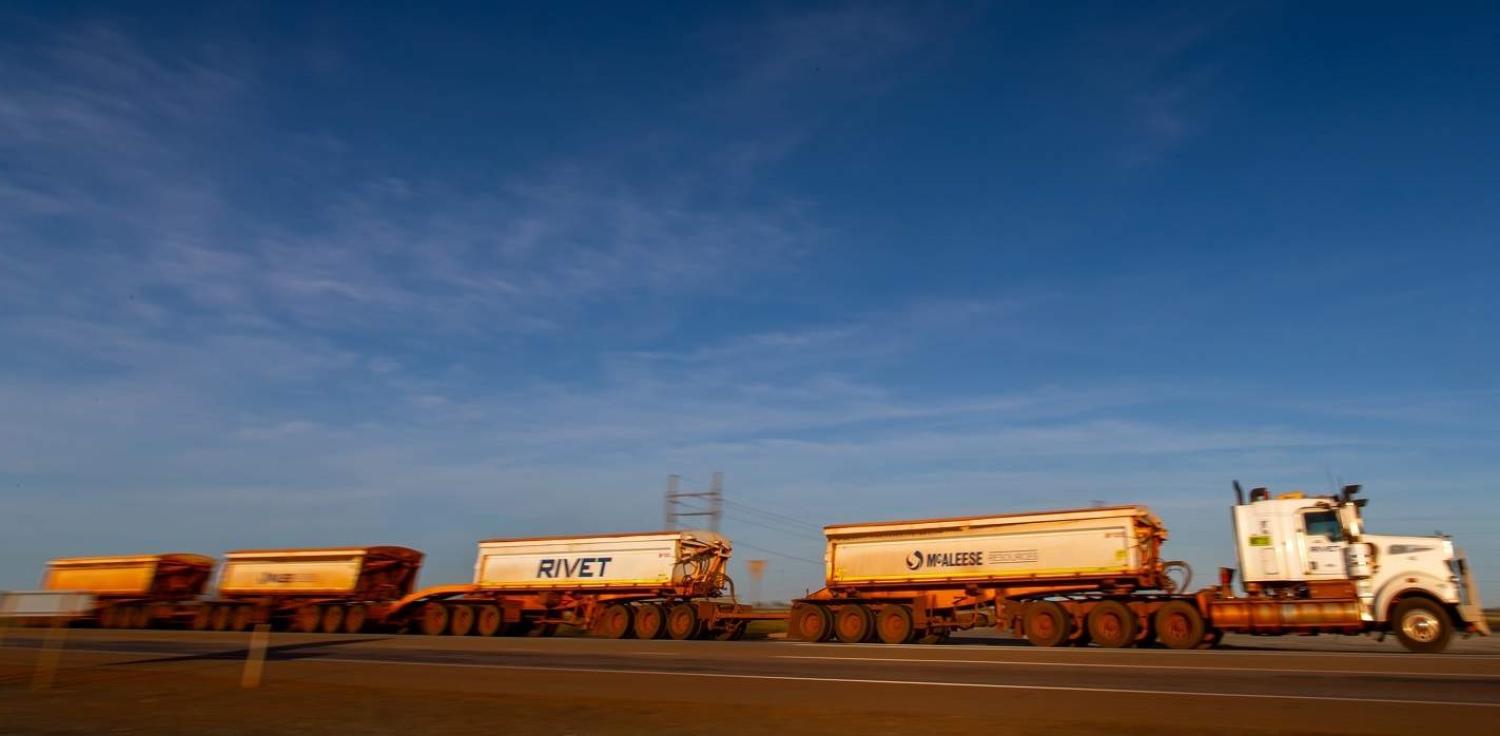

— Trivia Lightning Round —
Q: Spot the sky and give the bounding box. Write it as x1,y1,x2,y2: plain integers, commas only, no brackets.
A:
1,2,1498,600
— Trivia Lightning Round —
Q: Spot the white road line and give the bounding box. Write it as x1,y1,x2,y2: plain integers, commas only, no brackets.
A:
778,640,1500,660
774,654,1500,678
7,644,677,660
304,657,1500,708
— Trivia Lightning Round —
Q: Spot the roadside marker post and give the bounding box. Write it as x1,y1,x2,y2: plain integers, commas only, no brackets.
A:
30,621,67,691
242,624,270,688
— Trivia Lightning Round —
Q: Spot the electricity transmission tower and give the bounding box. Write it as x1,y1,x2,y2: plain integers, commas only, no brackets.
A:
664,471,723,532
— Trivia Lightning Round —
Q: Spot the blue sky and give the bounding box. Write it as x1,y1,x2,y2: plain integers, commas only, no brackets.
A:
2,2,1497,599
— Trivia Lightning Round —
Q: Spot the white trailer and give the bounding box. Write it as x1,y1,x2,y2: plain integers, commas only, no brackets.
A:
825,506,1165,588
389,529,775,640
473,530,729,591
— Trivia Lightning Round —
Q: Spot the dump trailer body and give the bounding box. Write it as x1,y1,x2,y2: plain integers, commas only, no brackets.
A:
793,506,1178,647
187,545,424,634
392,530,762,640
42,554,215,600
218,546,423,599
39,553,215,629
825,505,1167,590
474,530,729,592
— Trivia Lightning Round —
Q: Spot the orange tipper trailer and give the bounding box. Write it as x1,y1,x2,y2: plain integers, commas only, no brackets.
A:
789,505,1179,646
42,553,215,629
387,529,777,639
198,545,424,633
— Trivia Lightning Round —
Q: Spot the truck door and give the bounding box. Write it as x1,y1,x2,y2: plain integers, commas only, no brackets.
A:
1299,509,1347,579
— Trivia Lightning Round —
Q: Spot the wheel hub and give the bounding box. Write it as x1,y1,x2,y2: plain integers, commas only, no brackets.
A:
1402,610,1440,643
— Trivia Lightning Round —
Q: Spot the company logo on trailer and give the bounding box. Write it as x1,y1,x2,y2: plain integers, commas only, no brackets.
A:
906,549,983,570
536,557,613,578
256,572,316,584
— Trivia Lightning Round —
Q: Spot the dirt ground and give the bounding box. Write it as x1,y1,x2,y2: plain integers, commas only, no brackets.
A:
0,654,1354,736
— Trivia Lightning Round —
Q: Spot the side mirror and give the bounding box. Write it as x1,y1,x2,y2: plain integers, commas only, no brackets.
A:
1341,484,1362,503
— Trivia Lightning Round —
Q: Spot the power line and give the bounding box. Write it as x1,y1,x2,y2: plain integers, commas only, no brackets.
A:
733,539,823,566
673,500,823,542
723,499,823,533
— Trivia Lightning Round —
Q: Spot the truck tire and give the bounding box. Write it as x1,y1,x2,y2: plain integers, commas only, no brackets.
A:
1154,600,1206,650
419,602,450,636
343,605,368,634
292,605,321,633
188,606,210,631
634,603,668,639
876,605,916,644
1087,600,1138,648
666,603,702,640
475,605,504,637
1392,598,1452,653
596,604,635,639
321,605,345,634
210,604,234,632
789,604,833,642
835,604,874,643
448,605,475,636
1023,601,1073,647
131,605,155,629
231,605,254,632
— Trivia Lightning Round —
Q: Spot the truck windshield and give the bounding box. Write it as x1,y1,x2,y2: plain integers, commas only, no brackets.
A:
1303,511,1343,542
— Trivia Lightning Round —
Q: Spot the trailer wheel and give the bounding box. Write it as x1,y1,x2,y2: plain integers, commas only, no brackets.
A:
596,604,635,639
475,605,504,637
343,605,368,634
1392,598,1452,653
292,605,321,633
876,605,916,644
1023,601,1072,647
320,605,345,634
231,605,254,632
210,604,234,632
419,602,450,636
185,606,211,631
1087,600,1138,648
666,603,703,640
1154,600,1207,650
449,605,475,636
789,604,833,642
834,604,874,643
633,603,668,639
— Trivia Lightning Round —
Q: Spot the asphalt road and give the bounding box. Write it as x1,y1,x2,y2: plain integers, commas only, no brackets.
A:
3,628,1499,734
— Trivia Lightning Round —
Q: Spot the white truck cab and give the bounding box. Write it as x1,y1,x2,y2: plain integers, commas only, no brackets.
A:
1230,484,1489,652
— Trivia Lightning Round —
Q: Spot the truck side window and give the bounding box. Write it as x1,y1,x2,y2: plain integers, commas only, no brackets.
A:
1303,511,1343,542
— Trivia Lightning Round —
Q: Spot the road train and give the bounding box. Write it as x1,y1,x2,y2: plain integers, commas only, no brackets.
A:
7,483,1488,653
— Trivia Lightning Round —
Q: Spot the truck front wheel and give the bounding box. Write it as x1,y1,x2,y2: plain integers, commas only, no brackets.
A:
1392,598,1452,653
